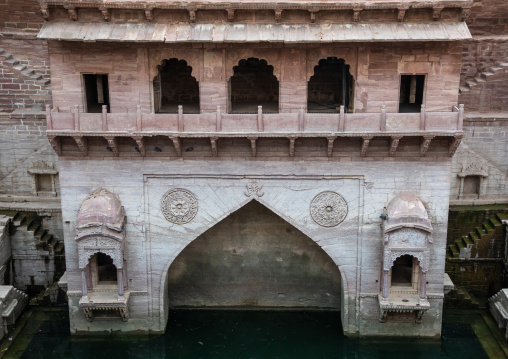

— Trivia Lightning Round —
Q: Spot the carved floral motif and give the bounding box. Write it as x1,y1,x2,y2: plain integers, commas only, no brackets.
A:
161,188,198,224
310,191,348,227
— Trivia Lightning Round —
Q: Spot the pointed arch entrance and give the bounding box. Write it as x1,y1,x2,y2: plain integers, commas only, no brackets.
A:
164,200,343,318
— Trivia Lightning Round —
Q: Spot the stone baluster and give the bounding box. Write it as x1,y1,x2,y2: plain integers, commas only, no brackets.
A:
117,269,124,297
81,269,88,297
382,270,389,299
257,106,263,132
419,271,427,299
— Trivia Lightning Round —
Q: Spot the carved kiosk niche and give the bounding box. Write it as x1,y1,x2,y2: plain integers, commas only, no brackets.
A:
379,194,433,323
457,160,488,199
76,189,129,322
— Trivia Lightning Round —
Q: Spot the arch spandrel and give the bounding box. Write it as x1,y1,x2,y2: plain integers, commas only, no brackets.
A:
225,50,281,80
149,50,203,82
148,178,361,333
306,48,357,82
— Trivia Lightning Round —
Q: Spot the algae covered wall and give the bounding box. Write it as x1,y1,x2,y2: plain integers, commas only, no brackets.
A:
445,205,508,306
167,201,342,309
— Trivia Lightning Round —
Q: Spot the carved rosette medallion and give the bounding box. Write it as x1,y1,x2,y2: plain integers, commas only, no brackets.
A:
310,191,348,227
161,188,198,224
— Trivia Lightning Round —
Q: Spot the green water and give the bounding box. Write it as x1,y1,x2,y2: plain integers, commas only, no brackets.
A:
2,308,505,359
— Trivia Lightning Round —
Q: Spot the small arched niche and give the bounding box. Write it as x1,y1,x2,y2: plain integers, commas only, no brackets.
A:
153,58,200,114
229,58,279,114
307,57,354,113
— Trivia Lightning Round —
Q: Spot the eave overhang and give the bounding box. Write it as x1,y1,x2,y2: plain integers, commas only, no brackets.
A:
38,21,472,42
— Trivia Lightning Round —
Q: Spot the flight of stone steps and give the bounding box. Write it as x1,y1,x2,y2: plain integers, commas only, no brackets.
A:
0,210,64,257
0,48,51,87
459,59,508,94
447,212,508,259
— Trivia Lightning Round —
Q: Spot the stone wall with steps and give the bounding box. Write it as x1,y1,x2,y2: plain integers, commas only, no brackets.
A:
0,210,64,294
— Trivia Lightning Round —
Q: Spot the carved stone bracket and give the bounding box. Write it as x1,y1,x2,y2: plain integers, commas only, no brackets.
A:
99,7,110,21
188,7,197,22
390,136,402,156
133,136,145,156
168,136,182,156
361,136,373,157
144,6,154,21
420,136,434,156
105,136,118,156
309,8,319,23
210,137,218,157
40,3,50,20
248,137,257,157
460,7,471,21
353,8,363,22
227,8,235,22
275,9,282,23
48,136,62,155
66,7,77,21
288,136,297,157
245,181,264,198
73,136,88,156
432,6,444,20
397,7,408,22
327,136,336,157
449,136,462,156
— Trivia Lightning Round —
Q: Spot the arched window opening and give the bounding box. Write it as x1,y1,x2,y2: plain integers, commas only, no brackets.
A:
308,57,353,113
153,58,200,114
97,252,117,283
229,58,279,114
390,255,419,291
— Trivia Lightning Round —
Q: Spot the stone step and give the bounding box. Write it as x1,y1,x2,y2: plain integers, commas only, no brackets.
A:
462,235,474,246
480,71,495,80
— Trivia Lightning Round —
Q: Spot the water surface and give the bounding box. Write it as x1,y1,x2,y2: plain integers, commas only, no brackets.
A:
4,308,496,359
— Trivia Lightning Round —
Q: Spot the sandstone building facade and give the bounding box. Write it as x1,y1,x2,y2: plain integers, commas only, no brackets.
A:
0,0,507,340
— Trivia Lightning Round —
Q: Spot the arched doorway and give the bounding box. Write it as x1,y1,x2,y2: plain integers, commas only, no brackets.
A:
153,58,200,114
166,201,342,310
229,58,279,114
307,57,353,113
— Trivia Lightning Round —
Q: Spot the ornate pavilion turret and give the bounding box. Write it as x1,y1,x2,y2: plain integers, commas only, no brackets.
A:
76,189,129,321
379,194,433,323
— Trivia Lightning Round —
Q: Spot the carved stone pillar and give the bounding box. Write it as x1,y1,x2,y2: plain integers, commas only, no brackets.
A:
419,271,427,299
81,269,88,296
117,269,124,297
382,270,389,299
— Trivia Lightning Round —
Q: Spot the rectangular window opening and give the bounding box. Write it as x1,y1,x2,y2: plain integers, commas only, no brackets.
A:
399,75,425,113
84,74,110,113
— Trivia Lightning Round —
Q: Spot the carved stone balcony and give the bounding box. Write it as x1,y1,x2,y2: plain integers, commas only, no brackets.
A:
45,104,464,158
79,291,130,322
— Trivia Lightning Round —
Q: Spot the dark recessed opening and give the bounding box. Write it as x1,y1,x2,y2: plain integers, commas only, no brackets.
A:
83,74,109,113
230,58,279,114
399,74,425,113
391,255,413,286
97,252,117,283
154,58,200,114
36,174,52,192
463,176,480,195
308,57,353,113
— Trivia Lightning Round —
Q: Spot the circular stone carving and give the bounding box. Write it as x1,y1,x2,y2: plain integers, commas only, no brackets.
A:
161,189,198,224
310,191,348,227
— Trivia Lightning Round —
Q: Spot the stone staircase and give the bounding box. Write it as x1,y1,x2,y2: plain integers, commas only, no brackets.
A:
0,48,51,88
447,212,507,259
459,59,508,94
9,211,64,256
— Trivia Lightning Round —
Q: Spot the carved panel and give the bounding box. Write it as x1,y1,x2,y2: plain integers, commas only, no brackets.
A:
388,228,428,248
161,188,198,225
310,191,348,227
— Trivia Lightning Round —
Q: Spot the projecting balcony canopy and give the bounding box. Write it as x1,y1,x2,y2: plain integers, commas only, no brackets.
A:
38,21,471,43
45,104,464,158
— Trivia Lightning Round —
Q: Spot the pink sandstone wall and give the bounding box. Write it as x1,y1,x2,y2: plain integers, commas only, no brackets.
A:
48,41,462,114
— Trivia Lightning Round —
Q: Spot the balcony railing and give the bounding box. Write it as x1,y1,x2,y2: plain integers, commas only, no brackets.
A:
46,104,464,134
